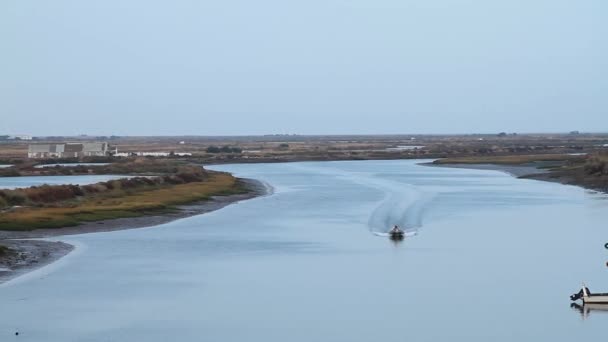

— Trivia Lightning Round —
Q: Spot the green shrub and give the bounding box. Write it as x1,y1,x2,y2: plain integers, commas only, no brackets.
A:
0,245,12,256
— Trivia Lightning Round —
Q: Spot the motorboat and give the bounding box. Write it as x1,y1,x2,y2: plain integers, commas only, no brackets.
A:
570,284,608,304
389,225,405,240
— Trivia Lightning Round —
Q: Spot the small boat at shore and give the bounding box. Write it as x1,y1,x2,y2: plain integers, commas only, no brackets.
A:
570,284,608,304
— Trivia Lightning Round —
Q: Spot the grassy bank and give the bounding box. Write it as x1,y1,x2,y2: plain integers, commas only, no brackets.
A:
0,171,247,231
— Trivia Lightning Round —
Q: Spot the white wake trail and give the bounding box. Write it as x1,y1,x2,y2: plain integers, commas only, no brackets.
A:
366,179,434,235
286,163,435,236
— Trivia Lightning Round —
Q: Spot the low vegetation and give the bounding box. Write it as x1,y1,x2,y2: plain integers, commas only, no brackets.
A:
584,154,608,176
205,145,242,154
0,158,196,177
0,245,12,257
0,166,248,231
432,154,586,165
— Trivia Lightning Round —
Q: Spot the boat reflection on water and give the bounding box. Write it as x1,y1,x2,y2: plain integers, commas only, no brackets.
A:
389,225,405,241
389,234,404,246
389,232,405,242
571,302,608,319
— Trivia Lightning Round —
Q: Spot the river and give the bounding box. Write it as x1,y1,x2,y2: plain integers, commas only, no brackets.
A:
0,175,129,190
0,160,607,341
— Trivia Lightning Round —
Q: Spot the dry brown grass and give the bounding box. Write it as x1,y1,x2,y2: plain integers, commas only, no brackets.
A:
0,173,243,230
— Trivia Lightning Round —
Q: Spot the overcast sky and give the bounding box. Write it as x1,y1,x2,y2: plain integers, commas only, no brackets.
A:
1,0,606,136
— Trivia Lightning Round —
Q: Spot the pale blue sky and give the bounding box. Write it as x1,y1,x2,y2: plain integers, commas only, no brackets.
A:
1,0,606,136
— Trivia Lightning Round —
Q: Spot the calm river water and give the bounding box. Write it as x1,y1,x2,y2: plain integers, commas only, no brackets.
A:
0,175,127,189
1,160,607,341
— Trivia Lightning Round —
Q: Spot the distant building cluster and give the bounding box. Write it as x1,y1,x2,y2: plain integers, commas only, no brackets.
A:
28,142,109,158
0,134,33,141
10,134,33,140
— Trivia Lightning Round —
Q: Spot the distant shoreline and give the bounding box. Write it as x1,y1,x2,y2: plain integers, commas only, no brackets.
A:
425,162,606,194
420,162,548,178
0,178,269,285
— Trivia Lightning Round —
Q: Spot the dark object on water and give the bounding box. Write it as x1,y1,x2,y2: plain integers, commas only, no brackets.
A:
390,231,404,240
15,331,19,336
389,225,404,240
570,287,590,301
605,242,608,250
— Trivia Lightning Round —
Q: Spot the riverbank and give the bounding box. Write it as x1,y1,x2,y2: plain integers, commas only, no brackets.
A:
0,178,269,284
0,168,245,231
428,154,608,194
0,240,74,284
422,162,549,178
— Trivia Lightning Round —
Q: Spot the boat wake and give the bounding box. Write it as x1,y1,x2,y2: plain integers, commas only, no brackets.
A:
286,163,435,237
366,179,434,236
372,231,418,238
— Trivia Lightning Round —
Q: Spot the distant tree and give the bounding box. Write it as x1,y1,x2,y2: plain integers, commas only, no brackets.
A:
206,146,221,153
497,132,507,137
207,145,241,154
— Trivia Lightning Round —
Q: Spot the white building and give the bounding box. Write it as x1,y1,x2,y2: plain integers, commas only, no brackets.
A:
28,142,109,158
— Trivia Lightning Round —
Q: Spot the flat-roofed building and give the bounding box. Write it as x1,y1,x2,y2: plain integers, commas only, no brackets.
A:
28,142,109,158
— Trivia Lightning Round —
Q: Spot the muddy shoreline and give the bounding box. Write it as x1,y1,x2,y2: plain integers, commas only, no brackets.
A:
0,178,269,284
0,240,74,284
425,162,608,194
421,162,549,178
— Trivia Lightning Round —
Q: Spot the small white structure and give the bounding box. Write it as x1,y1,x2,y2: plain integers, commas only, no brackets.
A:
10,134,32,140
113,152,131,157
386,145,425,151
